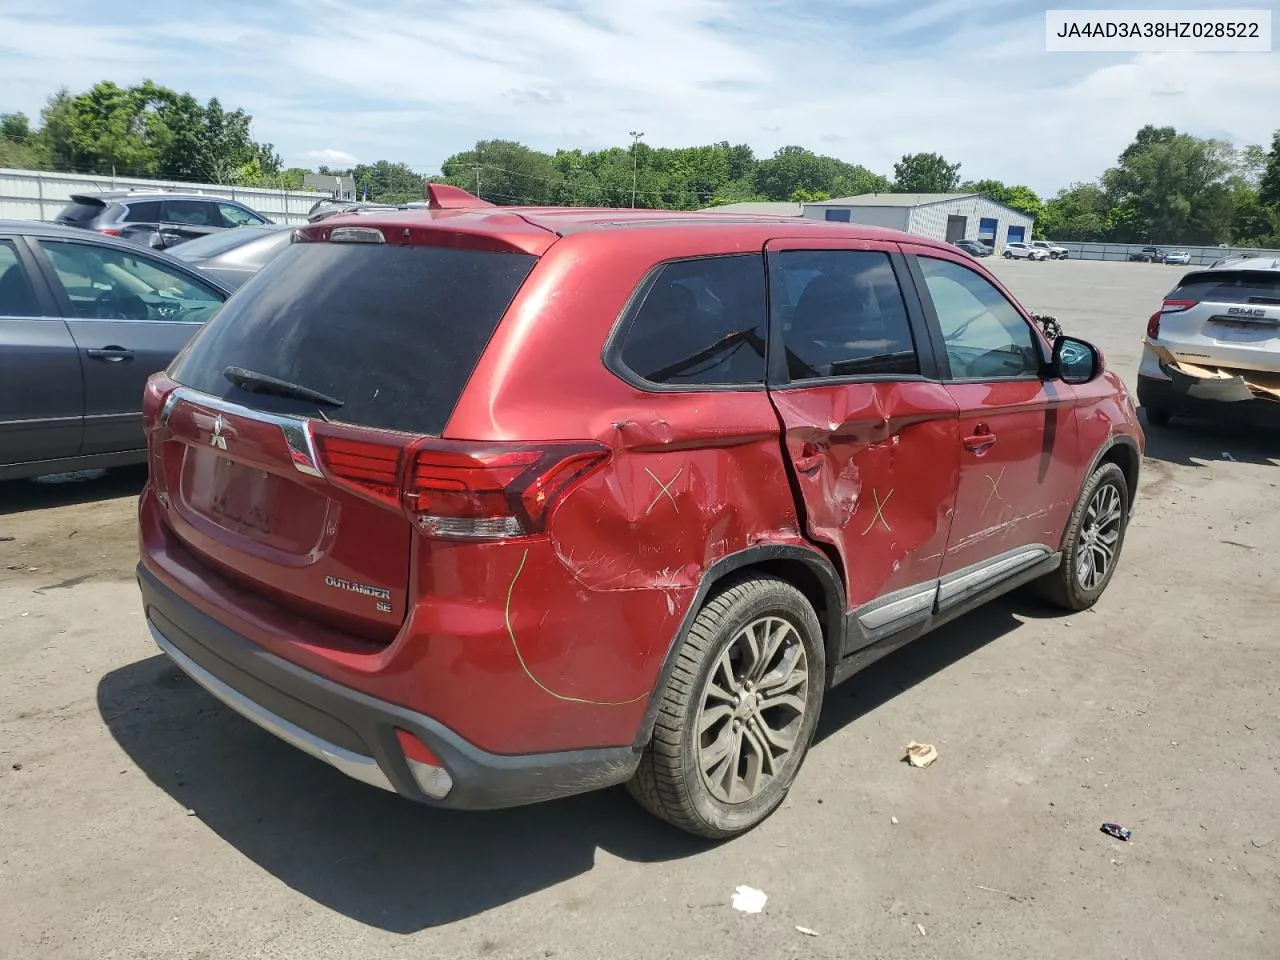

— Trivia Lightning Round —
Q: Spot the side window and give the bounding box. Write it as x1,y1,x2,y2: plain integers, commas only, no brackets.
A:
163,199,219,227
917,256,1040,380
218,202,266,227
38,241,224,324
774,249,919,380
616,254,766,387
122,200,163,223
0,240,40,317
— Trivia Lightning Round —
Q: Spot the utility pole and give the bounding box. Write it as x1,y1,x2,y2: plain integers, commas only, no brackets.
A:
474,164,482,199
629,131,644,208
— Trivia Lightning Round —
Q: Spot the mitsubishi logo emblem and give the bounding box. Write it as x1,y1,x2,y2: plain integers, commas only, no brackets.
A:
210,415,227,450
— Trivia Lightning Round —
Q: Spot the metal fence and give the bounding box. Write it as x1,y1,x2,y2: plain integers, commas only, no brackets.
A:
0,167,327,224
1057,240,1280,266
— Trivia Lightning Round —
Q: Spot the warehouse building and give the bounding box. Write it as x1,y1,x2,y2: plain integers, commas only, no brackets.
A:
801,193,1035,249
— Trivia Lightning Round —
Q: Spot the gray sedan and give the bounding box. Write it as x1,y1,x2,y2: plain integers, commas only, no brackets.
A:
168,224,294,290
0,220,232,481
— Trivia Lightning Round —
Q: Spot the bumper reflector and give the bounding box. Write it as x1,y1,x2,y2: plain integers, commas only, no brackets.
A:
395,729,454,799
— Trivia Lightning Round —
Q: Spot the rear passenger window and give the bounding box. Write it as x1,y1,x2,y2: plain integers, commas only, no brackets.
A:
163,200,218,226
773,250,919,380
123,200,163,222
616,254,766,387
0,240,39,317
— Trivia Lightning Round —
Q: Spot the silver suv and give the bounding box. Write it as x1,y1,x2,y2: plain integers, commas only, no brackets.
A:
1137,257,1280,427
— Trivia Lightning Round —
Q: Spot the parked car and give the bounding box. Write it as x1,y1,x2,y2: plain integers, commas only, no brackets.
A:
1163,250,1191,265
169,224,294,290
306,198,428,222
0,220,231,481
953,238,992,258
53,191,273,250
1210,253,1253,268
1138,257,1280,428
1030,240,1069,259
1004,241,1049,260
136,187,1144,839
1129,246,1166,262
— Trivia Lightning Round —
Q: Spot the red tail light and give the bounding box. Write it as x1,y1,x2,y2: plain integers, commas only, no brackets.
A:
312,433,404,509
1147,298,1196,340
96,227,123,237
143,374,178,428
312,426,609,540
407,442,609,539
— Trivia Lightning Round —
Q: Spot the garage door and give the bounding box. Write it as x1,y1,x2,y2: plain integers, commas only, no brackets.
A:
1007,225,1025,243
978,217,998,242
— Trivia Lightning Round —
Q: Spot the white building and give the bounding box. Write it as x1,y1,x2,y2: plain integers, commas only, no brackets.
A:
801,193,1035,249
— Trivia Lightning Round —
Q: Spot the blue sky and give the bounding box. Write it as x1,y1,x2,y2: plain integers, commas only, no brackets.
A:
0,0,1277,195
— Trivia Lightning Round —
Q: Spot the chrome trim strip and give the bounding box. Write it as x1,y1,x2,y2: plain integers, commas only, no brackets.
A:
167,385,323,477
150,623,395,793
937,545,1052,609
857,585,937,631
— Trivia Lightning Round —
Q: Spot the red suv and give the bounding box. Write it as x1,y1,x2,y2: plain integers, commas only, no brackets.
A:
137,186,1143,838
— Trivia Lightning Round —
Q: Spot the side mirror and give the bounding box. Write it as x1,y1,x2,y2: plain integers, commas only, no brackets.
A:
1053,335,1101,384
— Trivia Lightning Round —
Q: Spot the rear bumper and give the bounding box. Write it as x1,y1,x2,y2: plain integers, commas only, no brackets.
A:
137,563,640,809
1137,374,1280,427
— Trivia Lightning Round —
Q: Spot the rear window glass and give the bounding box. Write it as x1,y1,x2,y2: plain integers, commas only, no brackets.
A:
169,242,536,434
55,201,104,225
1170,272,1280,305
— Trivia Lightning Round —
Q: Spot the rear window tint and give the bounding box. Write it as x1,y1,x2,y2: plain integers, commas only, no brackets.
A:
1171,272,1280,305
169,242,536,435
55,201,104,225
122,200,163,222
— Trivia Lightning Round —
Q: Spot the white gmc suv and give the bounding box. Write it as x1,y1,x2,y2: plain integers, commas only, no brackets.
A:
1137,258,1280,427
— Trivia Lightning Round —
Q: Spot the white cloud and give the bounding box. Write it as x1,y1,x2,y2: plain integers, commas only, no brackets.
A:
302,148,357,166
0,0,1277,196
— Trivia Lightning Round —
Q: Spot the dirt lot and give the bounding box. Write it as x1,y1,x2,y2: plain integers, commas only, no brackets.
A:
2,258,1277,960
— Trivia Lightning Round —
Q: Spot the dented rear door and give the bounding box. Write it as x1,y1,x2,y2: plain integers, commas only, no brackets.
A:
763,239,961,644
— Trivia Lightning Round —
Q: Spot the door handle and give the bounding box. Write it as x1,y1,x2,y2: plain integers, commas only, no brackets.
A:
962,427,997,453
86,346,135,362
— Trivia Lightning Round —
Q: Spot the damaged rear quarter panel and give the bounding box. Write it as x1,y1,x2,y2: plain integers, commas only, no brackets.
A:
429,230,807,752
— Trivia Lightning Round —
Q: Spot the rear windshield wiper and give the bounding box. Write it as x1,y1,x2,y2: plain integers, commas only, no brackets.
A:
223,366,344,408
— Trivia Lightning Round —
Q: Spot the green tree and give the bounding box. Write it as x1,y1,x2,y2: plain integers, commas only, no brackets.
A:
1038,182,1110,241
29,80,279,183
1102,126,1236,243
1257,130,1280,210
754,146,888,202
0,111,42,168
893,152,961,192
441,139,558,205
350,160,424,203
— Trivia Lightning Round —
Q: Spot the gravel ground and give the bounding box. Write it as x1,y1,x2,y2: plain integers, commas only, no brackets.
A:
1,258,1277,960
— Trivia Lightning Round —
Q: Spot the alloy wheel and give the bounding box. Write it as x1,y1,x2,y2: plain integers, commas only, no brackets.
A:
1076,482,1123,591
694,616,809,804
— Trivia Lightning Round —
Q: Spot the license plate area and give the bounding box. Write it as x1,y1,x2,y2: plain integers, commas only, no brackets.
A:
207,455,279,536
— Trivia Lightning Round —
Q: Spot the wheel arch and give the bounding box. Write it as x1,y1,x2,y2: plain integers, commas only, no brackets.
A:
1096,435,1141,509
631,543,845,751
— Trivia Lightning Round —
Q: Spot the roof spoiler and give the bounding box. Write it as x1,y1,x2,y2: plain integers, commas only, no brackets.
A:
425,182,494,210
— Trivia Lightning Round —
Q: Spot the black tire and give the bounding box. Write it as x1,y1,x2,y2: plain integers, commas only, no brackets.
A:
1003,251,1013,259
1035,462,1129,611
627,576,826,839
1144,406,1172,428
